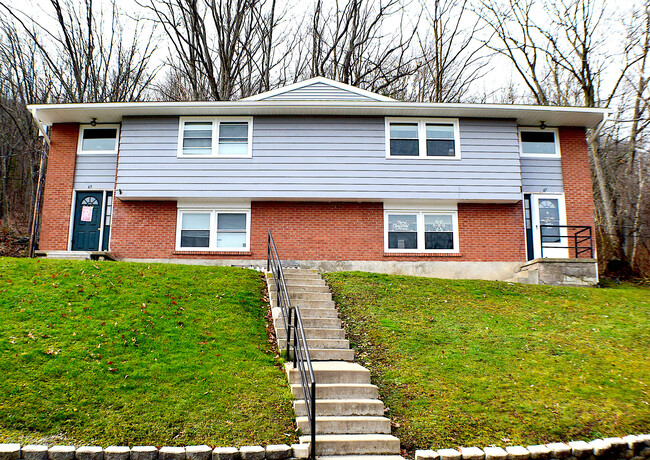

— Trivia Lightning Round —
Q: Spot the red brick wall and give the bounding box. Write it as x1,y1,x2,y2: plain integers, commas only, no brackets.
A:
39,123,79,250
107,200,526,262
559,127,596,257
110,199,178,258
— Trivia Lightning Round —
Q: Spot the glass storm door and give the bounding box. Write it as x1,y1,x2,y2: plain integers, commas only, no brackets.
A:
72,191,103,251
530,194,568,259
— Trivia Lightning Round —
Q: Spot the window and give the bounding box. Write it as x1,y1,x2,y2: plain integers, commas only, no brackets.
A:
386,118,460,159
389,124,419,156
78,125,119,154
519,128,560,157
180,213,211,248
182,122,213,156
385,210,458,252
178,117,252,158
426,123,455,157
176,208,250,251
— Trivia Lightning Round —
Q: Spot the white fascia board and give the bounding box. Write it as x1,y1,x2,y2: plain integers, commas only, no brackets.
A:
27,100,612,128
241,76,396,102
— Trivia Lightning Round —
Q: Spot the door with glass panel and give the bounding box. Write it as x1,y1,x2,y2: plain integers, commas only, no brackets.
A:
530,194,568,259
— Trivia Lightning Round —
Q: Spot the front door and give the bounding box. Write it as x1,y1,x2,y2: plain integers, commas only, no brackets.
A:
72,191,103,251
530,194,568,259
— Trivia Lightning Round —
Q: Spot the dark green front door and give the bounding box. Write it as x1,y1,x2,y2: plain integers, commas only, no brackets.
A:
72,192,103,251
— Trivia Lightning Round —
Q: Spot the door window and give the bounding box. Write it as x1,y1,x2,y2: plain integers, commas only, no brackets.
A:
538,198,561,243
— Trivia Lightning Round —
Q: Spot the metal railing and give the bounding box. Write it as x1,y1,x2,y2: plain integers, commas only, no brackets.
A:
540,225,593,258
267,231,316,460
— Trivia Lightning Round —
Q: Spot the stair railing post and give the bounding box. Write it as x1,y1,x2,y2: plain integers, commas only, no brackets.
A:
292,308,298,368
310,380,316,460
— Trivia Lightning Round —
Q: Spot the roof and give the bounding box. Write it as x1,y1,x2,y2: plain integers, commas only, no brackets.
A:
27,77,610,129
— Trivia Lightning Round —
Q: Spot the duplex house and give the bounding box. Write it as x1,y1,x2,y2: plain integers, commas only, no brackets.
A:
29,77,607,283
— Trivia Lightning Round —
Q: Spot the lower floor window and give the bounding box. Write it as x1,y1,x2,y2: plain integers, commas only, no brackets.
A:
177,208,250,251
386,211,458,252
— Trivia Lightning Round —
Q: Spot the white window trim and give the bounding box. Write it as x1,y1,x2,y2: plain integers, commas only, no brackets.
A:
77,124,120,155
177,117,253,158
385,117,461,160
175,207,251,252
383,209,459,253
518,127,561,158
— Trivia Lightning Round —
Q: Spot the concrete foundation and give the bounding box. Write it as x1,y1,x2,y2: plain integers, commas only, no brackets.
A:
121,258,522,281
513,258,598,286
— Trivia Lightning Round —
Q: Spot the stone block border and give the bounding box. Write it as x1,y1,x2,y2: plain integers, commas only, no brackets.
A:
417,435,650,460
0,444,305,460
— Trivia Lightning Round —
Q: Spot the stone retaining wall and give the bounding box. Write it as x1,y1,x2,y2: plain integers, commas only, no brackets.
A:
416,435,650,460
0,444,308,460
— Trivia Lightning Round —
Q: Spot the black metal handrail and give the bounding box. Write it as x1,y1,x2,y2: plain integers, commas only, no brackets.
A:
267,231,316,460
540,225,593,258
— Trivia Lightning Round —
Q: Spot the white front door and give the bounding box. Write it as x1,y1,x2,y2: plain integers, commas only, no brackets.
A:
530,194,568,259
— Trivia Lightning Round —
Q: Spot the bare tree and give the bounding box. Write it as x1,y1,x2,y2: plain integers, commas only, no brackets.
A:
306,0,420,97
144,0,291,101
410,0,487,102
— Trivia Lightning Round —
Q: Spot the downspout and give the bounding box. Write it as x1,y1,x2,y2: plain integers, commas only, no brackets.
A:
28,108,51,258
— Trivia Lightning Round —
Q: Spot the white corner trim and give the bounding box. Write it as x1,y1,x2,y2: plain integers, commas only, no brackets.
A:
242,76,396,102
518,127,561,158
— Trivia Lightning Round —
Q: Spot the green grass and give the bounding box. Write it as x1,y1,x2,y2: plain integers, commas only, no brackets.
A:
323,272,650,451
0,257,294,446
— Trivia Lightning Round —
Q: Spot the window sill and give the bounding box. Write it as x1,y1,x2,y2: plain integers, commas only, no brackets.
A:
384,252,462,257
173,251,252,256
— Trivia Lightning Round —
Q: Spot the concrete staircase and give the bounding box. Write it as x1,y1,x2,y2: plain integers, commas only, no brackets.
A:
267,269,402,459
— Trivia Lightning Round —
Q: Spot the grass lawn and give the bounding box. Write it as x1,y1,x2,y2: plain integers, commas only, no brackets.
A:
323,272,650,451
0,258,294,447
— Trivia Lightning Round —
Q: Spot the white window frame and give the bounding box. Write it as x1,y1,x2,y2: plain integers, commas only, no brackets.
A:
77,124,120,155
175,207,251,251
518,127,561,158
384,209,459,253
177,117,253,158
385,117,461,160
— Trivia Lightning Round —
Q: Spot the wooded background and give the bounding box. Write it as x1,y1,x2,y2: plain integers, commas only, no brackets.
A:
0,0,647,276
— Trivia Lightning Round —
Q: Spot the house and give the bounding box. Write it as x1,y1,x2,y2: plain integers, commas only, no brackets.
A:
28,77,608,285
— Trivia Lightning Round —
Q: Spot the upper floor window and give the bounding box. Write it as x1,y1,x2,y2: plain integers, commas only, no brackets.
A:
519,127,560,158
178,117,253,158
386,118,460,159
78,124,119,155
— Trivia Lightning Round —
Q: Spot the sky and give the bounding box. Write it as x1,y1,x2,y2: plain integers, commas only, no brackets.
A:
6,0,643,103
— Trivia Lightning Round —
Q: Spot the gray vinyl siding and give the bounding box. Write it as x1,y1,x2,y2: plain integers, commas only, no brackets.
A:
520,158,564,193
74,154,117,190
116,116,523,201
262,82,377,101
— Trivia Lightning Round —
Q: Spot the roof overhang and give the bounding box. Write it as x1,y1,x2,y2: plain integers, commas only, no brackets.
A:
27,101,611,129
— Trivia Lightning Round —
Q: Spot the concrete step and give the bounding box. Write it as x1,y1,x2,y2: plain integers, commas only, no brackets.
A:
275,317,341,330
317,456,404,460
291,383,379,400
273,307,339,319
276,327,345,340
296,415,391,435
270,298,336,309
287,362,371,385
299,434,400,456
295,399,384,417
270,291,332,301
278,338,350,350
269,283,330,293
309,349,355,361
268,271,321,279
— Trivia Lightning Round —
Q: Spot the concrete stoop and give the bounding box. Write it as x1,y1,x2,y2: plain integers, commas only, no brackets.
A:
505,258,598,286
266,269,402,459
